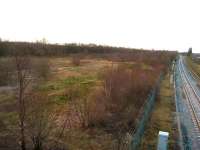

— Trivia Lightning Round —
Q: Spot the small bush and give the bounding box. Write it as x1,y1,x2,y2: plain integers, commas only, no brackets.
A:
32,58,50,80
71,55,81,66
0,58,14,86
86,64,159,132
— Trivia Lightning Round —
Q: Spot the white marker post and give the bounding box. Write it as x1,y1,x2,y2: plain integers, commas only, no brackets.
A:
157,131,169,150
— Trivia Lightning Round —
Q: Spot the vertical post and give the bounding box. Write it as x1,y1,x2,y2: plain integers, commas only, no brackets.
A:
157,131,169,150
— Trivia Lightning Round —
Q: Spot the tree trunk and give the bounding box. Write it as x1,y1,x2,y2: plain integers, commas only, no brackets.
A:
18,70,26,150
20,127,26,150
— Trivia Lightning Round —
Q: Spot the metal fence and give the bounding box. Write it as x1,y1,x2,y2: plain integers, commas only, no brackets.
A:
120,61,192,150
126,73,163,150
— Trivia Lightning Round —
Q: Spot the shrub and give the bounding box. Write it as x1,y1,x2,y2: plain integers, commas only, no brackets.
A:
87,64,159,132
26,93,55,150
32,58,50,80
71,55,81,66
0,58,14,86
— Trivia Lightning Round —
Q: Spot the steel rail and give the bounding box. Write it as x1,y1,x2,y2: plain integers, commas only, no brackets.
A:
180,57,200,105
178,57,200,130
183,85,200,130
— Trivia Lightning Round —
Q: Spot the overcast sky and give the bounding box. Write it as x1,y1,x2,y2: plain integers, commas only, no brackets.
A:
0,0,199,52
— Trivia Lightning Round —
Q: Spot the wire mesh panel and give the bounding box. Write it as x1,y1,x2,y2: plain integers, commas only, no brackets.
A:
127,59,194,150
128,74,163,150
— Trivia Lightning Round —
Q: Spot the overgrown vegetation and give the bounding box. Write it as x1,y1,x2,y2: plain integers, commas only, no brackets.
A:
0,41,177,150
186,56,200,78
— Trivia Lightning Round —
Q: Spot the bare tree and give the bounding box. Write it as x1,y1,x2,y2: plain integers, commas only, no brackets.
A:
26,93,55,150
14,55,32,150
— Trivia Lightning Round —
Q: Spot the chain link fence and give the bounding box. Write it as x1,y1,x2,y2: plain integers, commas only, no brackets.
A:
119,73,163,150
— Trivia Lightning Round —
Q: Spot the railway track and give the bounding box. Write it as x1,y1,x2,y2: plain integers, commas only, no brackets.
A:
179,57,200,105
178,56,200,148
182,85,200,131
183,58,200,82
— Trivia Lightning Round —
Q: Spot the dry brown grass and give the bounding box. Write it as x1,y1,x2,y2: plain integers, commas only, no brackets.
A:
0,50,176,149
48,57,114,80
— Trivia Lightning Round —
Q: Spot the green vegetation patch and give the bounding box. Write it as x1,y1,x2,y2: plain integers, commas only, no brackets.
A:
0,111,18,125
141,63,153,70
0,94,15,105
39,75,98,91
65,66,81,72
39,75,98,104
61,75,97,85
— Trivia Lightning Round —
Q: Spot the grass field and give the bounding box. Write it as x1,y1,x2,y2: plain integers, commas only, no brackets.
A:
0,56,137,149
0,50,176,149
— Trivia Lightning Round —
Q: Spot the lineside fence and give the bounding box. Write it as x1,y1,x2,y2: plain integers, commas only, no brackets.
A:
124,73,163,150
